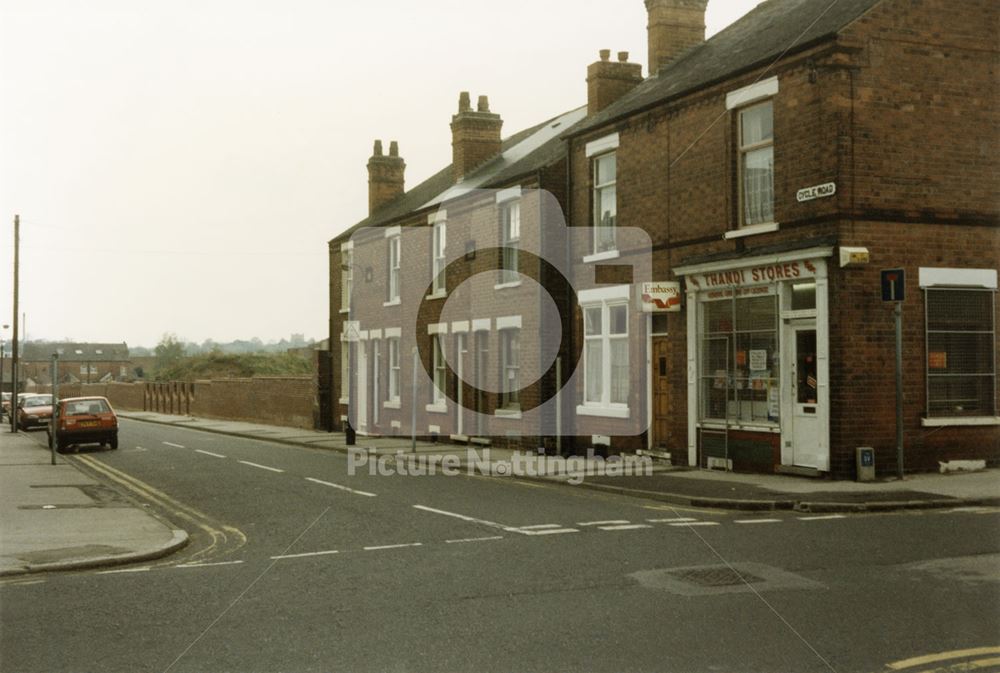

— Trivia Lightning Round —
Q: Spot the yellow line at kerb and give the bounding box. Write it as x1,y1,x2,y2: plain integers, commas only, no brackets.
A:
887,647,1000,670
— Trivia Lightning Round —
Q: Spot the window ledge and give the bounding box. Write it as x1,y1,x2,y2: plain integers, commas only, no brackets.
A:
922,416,1000,427
338,398,350,406
425,403,448,414
494,281,522,291
383,298,401,308
425,291,447,301
724,222,780,240
576,404,629,419
339,308,350,315
698,421,780,433
383,400,401,410
583,250,620,264
494,408,522,419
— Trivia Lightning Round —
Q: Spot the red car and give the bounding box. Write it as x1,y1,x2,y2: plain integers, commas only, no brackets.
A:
48,396,119,451
16,394,53,429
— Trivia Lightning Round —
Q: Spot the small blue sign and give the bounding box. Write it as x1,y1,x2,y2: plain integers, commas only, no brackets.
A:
860,448,874,467
881,268,905,302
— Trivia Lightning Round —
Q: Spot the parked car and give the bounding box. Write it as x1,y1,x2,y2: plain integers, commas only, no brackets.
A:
16,394,54,429
48,396,119,451
1,392,10,419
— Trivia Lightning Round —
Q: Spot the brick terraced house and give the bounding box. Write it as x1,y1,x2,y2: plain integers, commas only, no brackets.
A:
329,0,999,478
20,342,132,385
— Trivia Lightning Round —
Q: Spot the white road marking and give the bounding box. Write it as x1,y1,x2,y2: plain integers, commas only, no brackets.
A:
887,646,1000,670
578,520,630,527
520,528,579,536
306,477,377,498
668,521,720,527
446,536,505,544
735,519,783,525
238,460,284,473
798,514,847,521
598,524,652,531
517,524,563,530
163,442,186,449
271,550,340,560
195,449,227,459
413,505,517,532
647,517,698,523
364,543,423,551
176,561,245,569
97,567,151,575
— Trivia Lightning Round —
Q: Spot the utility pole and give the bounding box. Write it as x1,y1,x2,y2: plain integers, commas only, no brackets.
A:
50,353,59,464
11,215,19,433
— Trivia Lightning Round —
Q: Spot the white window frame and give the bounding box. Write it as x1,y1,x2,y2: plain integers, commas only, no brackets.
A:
592,152,617,254
386,233,401,305
429,334,447,409
386,337,401,407
431,220,447,295
737,100,775,229
499,200,521,287
500,328,521,411
577,286,630,418
340,246,353,313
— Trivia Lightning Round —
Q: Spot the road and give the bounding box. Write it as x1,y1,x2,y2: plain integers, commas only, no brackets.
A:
1,418,998,673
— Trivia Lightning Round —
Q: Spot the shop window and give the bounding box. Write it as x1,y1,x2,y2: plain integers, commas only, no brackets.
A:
791,283,816,311
738,101,774,227
699,294,779,423
925,288,996,418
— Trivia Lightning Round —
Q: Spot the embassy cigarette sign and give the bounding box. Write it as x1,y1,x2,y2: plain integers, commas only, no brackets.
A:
687,260,819,291
641,282,681,312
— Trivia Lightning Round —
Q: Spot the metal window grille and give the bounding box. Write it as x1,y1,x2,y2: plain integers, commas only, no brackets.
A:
925,288,997,417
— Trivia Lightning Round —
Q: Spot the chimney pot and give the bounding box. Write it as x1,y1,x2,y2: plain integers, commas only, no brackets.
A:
373,140,383,156
477,95,490,112
618,51,629,62
600,49,611,61
368,139,405,216
458,91,472,113
587,49,643,115
389,140,399,157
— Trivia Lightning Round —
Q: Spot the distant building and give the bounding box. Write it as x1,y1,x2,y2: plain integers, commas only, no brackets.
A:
20,342,132,385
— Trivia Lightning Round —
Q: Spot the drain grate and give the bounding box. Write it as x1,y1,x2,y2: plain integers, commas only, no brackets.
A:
669,567,764,587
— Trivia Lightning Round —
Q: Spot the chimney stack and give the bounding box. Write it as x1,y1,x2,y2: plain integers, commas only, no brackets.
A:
451,91,503,182
587,49,643,115
367,139,405,216
645,0,709,75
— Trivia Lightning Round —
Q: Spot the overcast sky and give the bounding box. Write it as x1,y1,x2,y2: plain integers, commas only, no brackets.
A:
0,0,763,349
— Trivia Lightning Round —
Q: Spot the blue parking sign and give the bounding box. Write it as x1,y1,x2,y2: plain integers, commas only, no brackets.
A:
881,268,905,302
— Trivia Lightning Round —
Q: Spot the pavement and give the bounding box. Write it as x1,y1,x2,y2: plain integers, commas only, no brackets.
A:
1,409,997,578
0,427,188,577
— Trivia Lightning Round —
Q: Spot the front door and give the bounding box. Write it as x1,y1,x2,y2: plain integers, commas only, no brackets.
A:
371,340,381,429
455,333,467,437
652,337,670,448
474,331,488,437
789,322,820,468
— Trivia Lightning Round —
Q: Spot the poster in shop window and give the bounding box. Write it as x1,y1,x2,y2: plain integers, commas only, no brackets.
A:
749,349,768,372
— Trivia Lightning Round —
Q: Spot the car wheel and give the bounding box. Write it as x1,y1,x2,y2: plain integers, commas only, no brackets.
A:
110,434,118,450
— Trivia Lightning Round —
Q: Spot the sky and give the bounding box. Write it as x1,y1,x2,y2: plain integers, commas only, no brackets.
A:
0,0,763,349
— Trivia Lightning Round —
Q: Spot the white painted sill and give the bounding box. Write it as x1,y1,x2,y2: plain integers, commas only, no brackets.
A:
583,249,621,264
338,398,350,405
494,408,523,419
576,404,629,419
921,416,1000,427
724,222,779,240
339,308,350,315
494,281,522,291
425,291,447,301
425,403,448,414
383,400,401,410
383,298,401,308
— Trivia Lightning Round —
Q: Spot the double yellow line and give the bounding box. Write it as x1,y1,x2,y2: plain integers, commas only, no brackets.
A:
887,646,1000,672
74,454,247,564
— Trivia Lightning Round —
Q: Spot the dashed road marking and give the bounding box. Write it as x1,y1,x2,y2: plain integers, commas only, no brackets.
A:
271,550,340,560
446,536,505,544
669,521,720,527
413,505,516,533
176,560,245,569
798,514,847,521
735,519,783,525
97,567,152,575
195,449,226,459
647,517,698,523
578,520,630,527
364,543,423,551
598,524,652,531
519,528,579,536
306,477,377,498
517,524,563,530
238,460,284,473
162,442,186,449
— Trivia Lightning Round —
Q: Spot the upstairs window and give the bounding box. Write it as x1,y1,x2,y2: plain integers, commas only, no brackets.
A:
340,248,353,311
593,152,617,253
387,234,401,302
500,201,520,284
432,221,446,294
926,288,996,418
738,101,774,227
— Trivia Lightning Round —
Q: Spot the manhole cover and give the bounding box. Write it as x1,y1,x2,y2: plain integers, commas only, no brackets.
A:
670,567,764,587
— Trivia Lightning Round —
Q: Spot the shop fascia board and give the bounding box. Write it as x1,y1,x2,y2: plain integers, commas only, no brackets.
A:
674,247,834,279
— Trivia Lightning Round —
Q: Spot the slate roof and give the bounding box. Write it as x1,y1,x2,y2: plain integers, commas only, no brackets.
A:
333,106,588,242
21,342,130,362
568,0,884,138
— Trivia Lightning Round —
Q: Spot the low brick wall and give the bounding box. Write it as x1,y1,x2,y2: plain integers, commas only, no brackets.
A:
29,377,317,430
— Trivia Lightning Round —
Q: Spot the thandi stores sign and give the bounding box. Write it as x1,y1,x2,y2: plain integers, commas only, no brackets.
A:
687,259,819,291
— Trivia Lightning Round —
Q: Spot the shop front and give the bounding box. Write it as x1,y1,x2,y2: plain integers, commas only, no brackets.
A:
676,246,833,473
